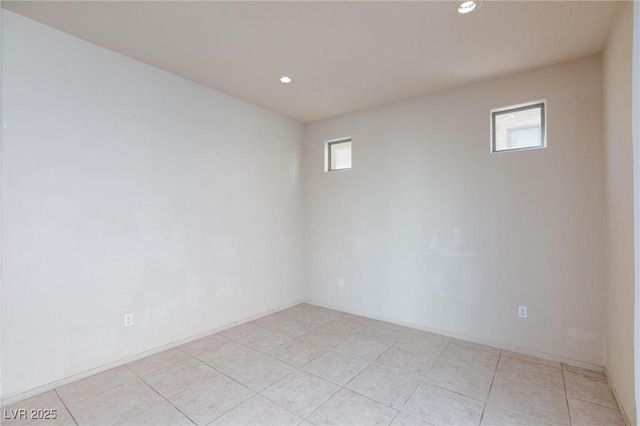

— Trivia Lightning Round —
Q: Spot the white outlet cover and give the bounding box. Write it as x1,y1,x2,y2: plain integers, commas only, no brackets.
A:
518,306,528,319
124,313,134,327
338,278,344,288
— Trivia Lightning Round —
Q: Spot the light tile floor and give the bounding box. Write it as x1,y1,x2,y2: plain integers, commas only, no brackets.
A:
2,303,627,426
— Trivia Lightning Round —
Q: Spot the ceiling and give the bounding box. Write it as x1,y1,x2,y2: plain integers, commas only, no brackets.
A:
3,1,622,123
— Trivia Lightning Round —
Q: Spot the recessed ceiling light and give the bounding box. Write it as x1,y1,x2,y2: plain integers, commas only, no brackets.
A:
453,0,482,15
279,75,293,84
457,1,476,14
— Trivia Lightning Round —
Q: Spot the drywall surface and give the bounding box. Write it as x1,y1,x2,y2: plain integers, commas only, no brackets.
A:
1,11,304,398
603,4,636,423
303,55,605,365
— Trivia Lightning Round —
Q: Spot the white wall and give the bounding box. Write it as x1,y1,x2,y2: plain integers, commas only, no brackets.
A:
303,55,605,366
1,11,304,399
603,3,636,424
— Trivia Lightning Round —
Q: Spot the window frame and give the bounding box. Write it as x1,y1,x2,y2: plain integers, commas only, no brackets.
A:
490,100,546,153
326,137,352,172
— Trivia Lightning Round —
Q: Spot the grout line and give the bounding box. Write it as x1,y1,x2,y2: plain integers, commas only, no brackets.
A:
387,411,401,426
562,369,572,425
202,372,262,424
566,394,625,411
159,397,201,425
250,308,342,422
298,379,342,422
124,360,199,426
478,348,502,425
298,336,405,422
484,404,556,426
257,381,316,422
53,389,79,426
428,337,453,373
49,366,139,408
120,399,196,426
395,378,422,413
387,336,434,413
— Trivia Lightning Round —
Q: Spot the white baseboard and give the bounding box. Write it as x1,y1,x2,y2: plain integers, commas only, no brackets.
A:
1,300,304,406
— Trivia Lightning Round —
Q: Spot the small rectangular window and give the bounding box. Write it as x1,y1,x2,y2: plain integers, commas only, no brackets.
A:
491,101,546,153
327,138,352,171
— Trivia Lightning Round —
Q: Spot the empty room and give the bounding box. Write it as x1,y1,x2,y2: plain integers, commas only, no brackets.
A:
1,1,638,425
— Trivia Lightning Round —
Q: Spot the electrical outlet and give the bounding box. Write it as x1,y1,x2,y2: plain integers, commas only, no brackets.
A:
338,278,344,288
518,306,528,319
124,313,134,327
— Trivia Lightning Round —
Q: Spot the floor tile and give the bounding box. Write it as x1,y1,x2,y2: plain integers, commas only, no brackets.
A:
480,404,549,426
395,330,450,358
266,339,326,368
563,364,607,381
426,361,494,401
452,339,502,354
169,375,253,425
297,309,343,326
297,327,348,349
143,357,218,398
265,318,316,338
56,365,137,406
195,342,259,372
488,376,569,425
278,303,317,319
179,334,231,356
568,397,626,426
252,313,290,330
332,337,390,362
68,379,163,426
225,354,294,392
374,347,435,380
438,343,500,372
564,370,618,409
210,395,301,426
218,323,264,341
501,350,561,369
308,389,397,426
313,307,345,317
127,348,191,377
496,355,564,393
402,383,484,426
237,329,291,352
324,314,373,335
389,412,430,426
302,351,368,386
346,365,420,409
260,370,339,417
357,321,410,345
116,400,194,426
2,391,69,426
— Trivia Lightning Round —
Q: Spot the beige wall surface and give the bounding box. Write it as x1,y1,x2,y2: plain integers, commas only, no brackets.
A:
1,11,304,399
303,55,605,366
603,3,636,424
